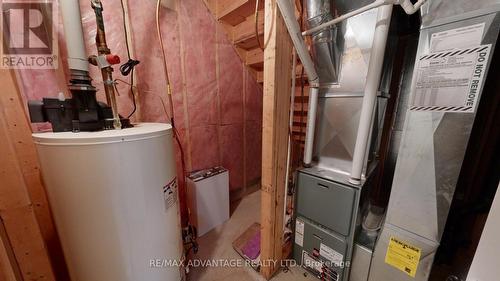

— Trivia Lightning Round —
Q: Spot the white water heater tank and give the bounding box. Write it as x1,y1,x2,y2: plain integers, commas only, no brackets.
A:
33,123,183,281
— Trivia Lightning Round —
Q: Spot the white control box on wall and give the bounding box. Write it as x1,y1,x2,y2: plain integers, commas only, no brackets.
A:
186,167,230,237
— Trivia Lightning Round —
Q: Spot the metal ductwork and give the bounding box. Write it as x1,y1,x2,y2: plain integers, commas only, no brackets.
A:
303,0,386,176
369,1,500,280
305,0,342,85
279,0,430,171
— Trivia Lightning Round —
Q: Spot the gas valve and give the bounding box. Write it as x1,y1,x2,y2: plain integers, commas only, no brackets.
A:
88,54,121,69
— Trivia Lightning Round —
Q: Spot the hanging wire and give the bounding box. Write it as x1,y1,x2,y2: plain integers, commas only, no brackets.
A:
115,78,187,182
155,0,187,183
156,0,175,117
255,0,264,50
119,0,139,119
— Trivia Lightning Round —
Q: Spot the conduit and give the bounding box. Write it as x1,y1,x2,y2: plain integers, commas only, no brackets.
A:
255,0,264,50
156,0,174,118
155,0,189,227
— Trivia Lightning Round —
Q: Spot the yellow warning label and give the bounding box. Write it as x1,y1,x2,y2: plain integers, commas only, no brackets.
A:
385,237,421,278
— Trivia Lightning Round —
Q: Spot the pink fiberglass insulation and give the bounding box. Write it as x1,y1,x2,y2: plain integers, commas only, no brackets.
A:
15,0,263,211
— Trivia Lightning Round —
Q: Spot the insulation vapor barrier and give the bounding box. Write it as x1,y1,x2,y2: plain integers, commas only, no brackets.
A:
14,0,263,209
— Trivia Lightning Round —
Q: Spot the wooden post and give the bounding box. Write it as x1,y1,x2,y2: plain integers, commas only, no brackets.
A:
260,0,293,279
0,219,22,281
0,69,56,281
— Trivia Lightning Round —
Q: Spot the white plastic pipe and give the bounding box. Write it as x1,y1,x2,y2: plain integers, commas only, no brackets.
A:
276,0,319,85
303,87,319,165
276,0,320,166
349,4,393,185
399,0,428,15
59,0,89,72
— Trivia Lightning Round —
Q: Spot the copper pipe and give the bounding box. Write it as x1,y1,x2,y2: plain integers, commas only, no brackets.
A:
91,0,121,129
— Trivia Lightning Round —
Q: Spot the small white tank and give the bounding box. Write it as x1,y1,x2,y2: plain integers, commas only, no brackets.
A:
33,123,183,281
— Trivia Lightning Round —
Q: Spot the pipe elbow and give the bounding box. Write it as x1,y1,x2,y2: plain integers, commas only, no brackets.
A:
398,0,428,15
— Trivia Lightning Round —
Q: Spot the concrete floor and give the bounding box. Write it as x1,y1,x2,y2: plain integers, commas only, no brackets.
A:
188,190,317,281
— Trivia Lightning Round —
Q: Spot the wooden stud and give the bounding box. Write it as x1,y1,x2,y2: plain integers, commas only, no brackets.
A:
1,71,55,249
6,68,70,280
0,217,22,281
260,0,294,279
0,69,56,281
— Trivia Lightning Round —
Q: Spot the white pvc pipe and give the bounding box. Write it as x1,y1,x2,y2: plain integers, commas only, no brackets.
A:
276,0,319,84
304,87,319,165
276,0,320,166
399,0,428,15
349,4,393,185
59,0,89,72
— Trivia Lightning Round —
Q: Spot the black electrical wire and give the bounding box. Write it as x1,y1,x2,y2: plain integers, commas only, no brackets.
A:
125,74,137,119
112,79,135,119
119,0,139,118
119,59,140,76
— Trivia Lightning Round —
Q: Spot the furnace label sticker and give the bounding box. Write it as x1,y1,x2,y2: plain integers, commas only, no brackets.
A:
385,237,421,278
410,45,491,113
302,250,324,274
295,233,304,247
163,178,177,212
295,219,305,247
429,23,485,52
319,243,344,266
